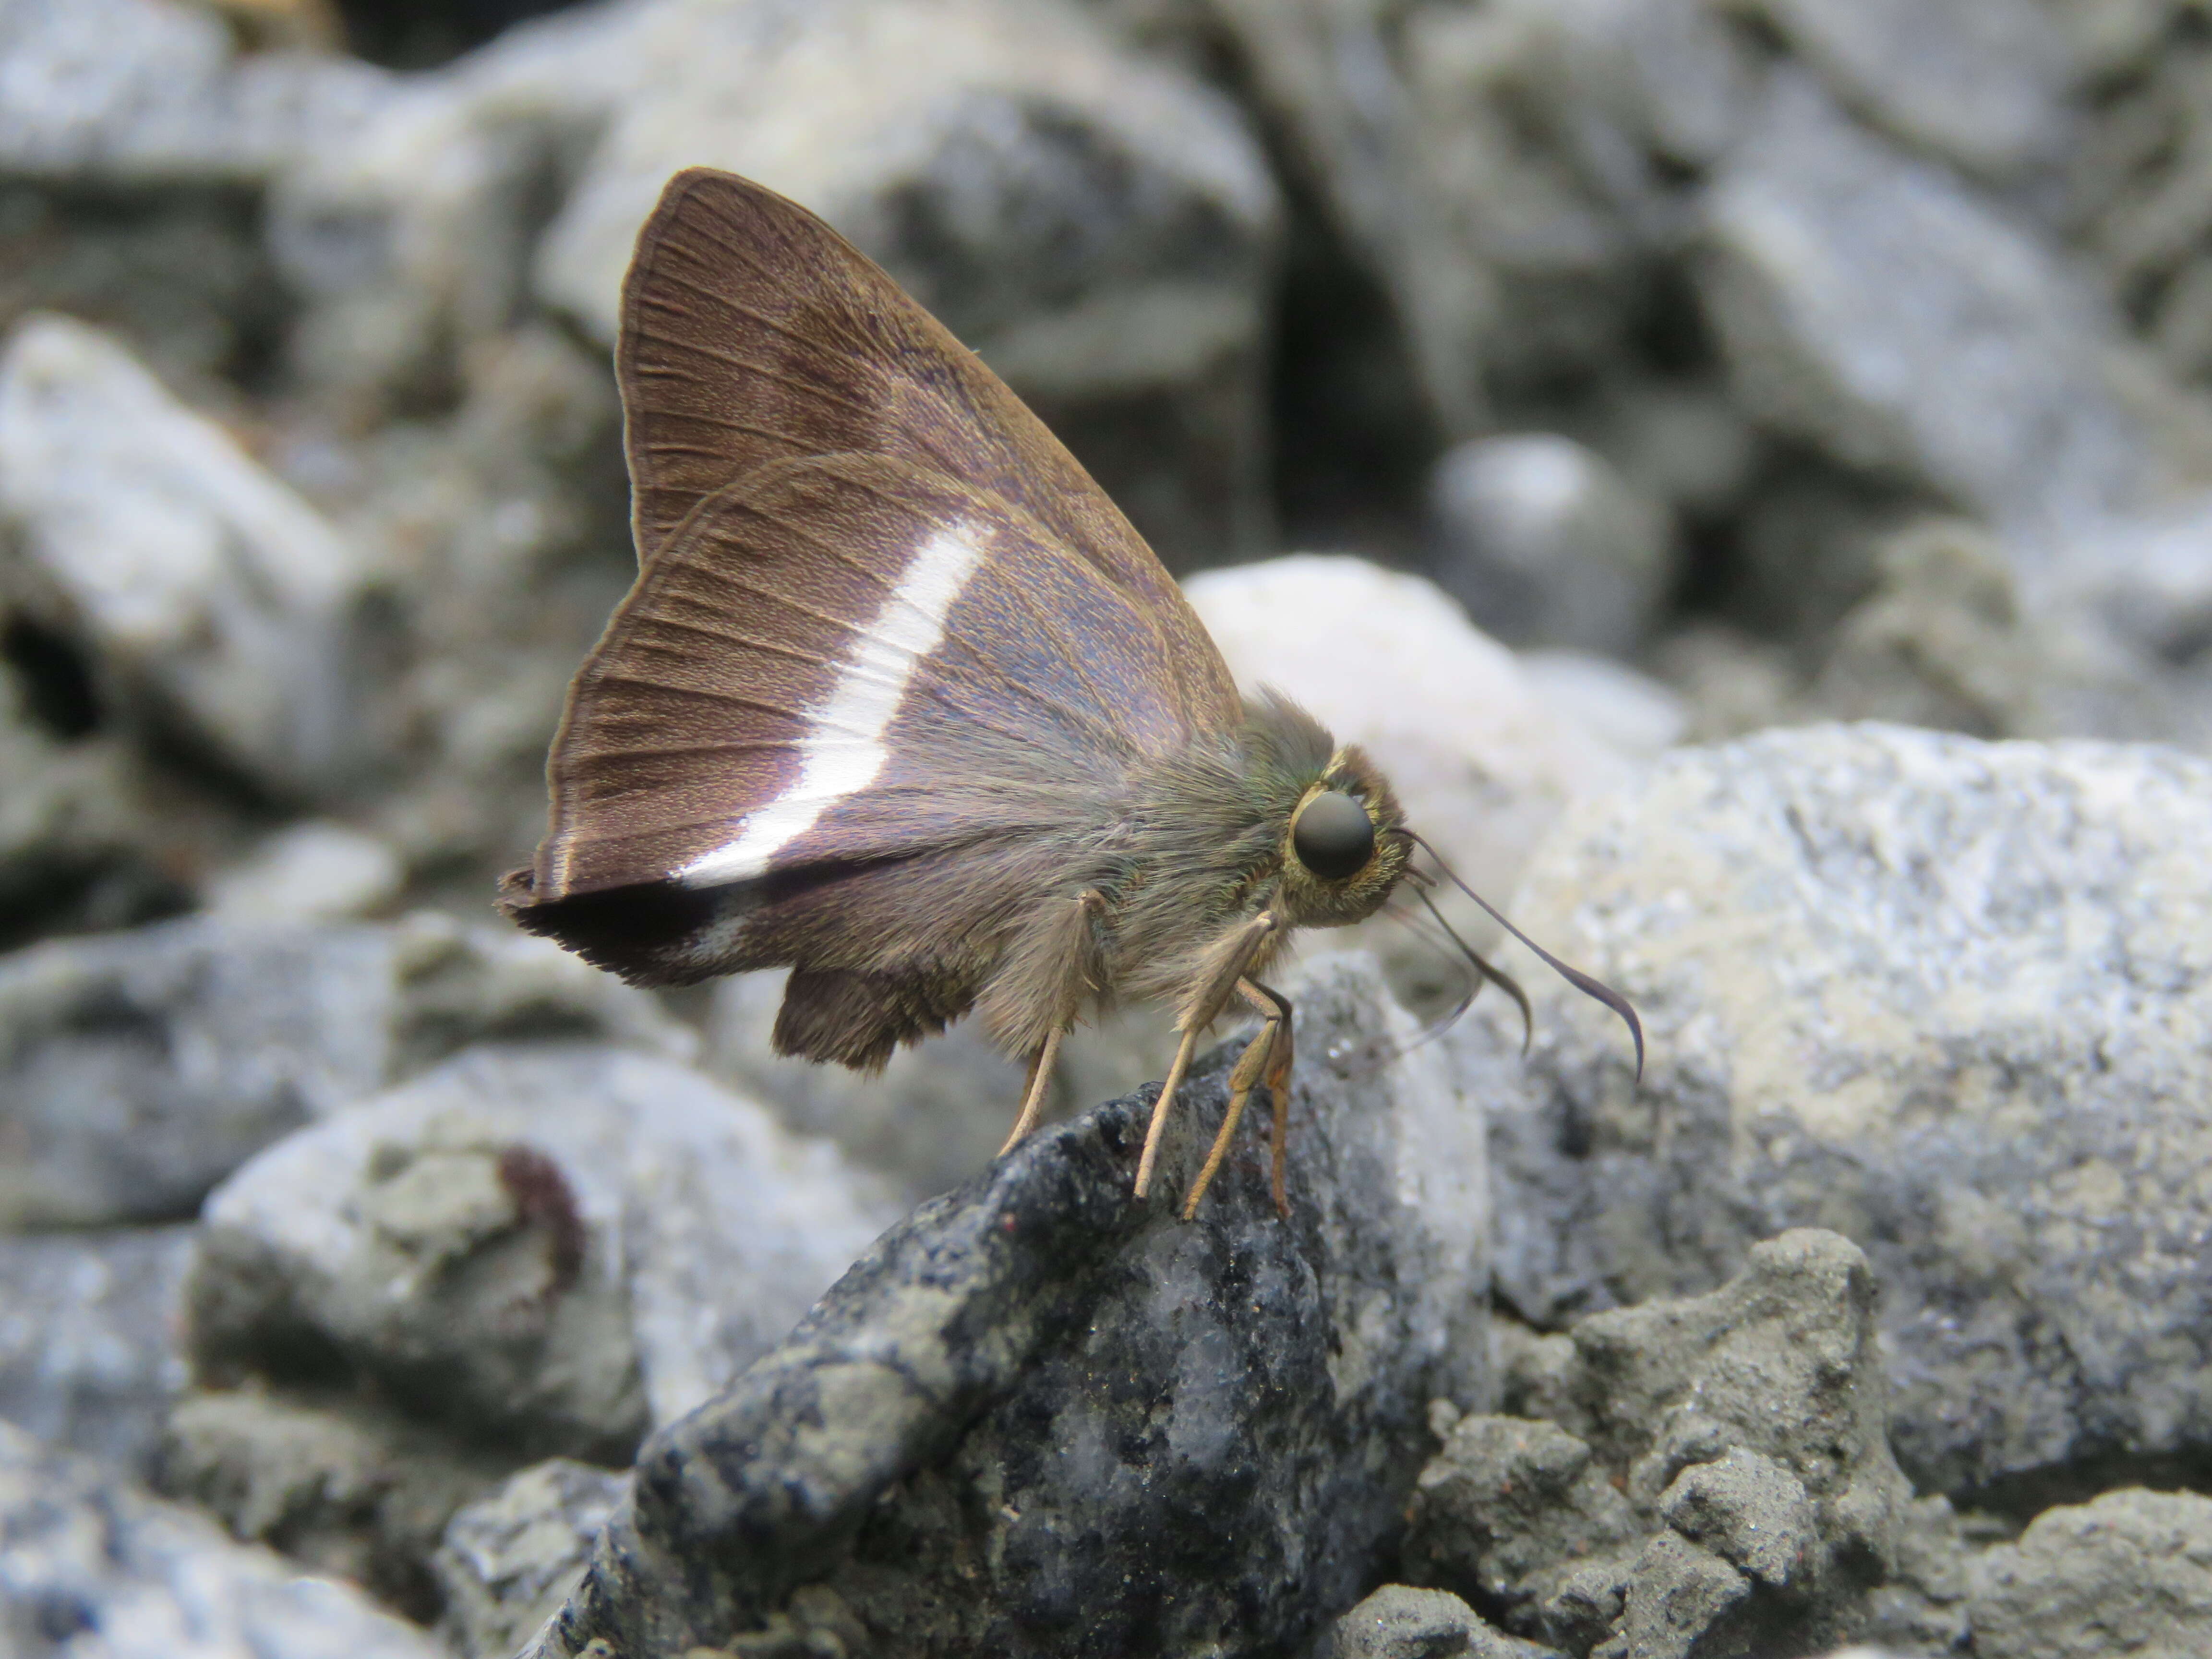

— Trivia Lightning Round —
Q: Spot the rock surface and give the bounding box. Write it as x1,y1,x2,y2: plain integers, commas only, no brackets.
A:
0,1225,192,1476
433,1458,630,1659
0,911,684,1228
1317,1584,1561,1659
526,953,1488,1659
1428,434,1674,658
1967,1487,2212,1659
189,1043,896,1455
1478,723,2212,1496
1408,1231,1908,1658
0,917,394,1227
0,1417,443,1659
0,313,375,796
704,967,1033,1208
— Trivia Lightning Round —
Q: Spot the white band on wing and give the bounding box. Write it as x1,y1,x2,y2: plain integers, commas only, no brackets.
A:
675,522,986,888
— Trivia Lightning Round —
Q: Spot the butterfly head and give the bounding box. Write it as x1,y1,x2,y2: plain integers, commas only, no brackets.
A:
1273,744,1409,930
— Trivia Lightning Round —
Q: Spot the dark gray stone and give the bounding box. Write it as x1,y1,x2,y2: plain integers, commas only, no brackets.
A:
1476,724,2212,1495
0,1417,443,1659
524,953,1487,1659
1317,1584,1563,1659
0,1225,192,1476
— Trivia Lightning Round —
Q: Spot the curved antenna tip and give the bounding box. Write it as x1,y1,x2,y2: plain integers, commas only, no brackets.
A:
1397,828,1644,1082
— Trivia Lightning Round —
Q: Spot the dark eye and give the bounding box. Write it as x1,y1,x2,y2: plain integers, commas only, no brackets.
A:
1292,791,1375,880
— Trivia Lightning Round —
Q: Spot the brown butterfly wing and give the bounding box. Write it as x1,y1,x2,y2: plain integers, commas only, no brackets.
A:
506,454,1210,1057
617,166,1239,737
528,453,1189,903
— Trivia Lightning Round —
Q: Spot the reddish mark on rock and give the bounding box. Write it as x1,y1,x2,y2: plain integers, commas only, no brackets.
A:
497,1144,585,1294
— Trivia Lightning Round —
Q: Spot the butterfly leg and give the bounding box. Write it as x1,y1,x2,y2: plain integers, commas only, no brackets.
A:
1134,910,1279,1201
1249,979,1295,1218
1180,976,1287,1220
997,1022,1066,1156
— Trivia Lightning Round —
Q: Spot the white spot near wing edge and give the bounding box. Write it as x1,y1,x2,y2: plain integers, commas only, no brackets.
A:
674,522,986,888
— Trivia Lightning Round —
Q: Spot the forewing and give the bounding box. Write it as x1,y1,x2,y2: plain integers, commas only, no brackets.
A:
616,165,1239,738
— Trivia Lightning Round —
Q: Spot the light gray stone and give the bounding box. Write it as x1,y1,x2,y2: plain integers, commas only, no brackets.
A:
0,917,396,1228
1409,1232,1908,1658
0,314,376,796
0,0,387,185
189,1044,898,1454
1428,433,1674,657
525,953,1489,1659
0,1226,192,1476
1968,1488,2212,1659
203,820,404,924
0,1417,443,1659
1752,0,2071,180
1478,723,2212,1493
1406,1413,1642,1631
1657,1447,1818,1590
160,1385,513,1623
0,658,166,942
0,911,691,1228
433,1458,628,1659
1697,76,2185,549
1317,1584,1563,1659
1207,0,1756,431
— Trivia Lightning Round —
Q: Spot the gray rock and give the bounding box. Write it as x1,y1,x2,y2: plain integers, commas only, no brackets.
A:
161,1385,515,1623
1409,1231,1909,1658
1750,0,2070,180
203,820,404,924
1968,1488,2212,1659
189,1043,898,1455
0,659,168,942
0,917,396,1227
1317,1584,1563,1659
0,911,689,1228
1207,0,1755,430
1697,76,2161,546
1659,1447,1819,1592
433,1459,629,1659
0,0,387,186
273,0,1278,566
0,313,376,796
525,953,1489,1658
0,1417,443,1659
0,1226,192,1475
1429,434,1675,657
1478,723,2212,1494
380,909,694,1080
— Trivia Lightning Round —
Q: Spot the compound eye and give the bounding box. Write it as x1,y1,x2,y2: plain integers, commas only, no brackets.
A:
1292,790,1375,881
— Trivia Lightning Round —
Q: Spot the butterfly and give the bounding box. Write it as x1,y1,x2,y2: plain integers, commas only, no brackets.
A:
501,167,1638,1219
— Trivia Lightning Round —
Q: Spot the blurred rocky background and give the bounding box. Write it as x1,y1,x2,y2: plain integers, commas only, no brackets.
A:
9,0,2212,1655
